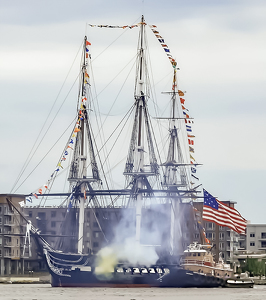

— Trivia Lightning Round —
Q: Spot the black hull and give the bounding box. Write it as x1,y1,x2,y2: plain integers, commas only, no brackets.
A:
44,251,224,288
32,234,225,288
50,268,224,288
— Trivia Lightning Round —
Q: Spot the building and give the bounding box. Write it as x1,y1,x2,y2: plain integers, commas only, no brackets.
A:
0,194,25,276
246,224,266,252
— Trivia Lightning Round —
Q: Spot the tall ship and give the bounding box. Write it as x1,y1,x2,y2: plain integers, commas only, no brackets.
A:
9,16,247,287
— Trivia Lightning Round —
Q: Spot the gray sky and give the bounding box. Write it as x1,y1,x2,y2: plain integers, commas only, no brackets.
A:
0,0,266,223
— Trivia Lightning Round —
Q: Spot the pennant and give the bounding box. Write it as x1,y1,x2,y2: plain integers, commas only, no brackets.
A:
190,154,195,161
74,128,80,132
188,139,194,145
186,125,192,132
86,41,91,46
192,174,199,180
164,48,170,53
183,111,189,118
189,146,194,153
191,167,196,173
178,90,184,96
158,39,164,43
180,98,185,104
19,201,25,207
38,189,43,194
33,193,38,199
187,135,195,138
26,197,32,203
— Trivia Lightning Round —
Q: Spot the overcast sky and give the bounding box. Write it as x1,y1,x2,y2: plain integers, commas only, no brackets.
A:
0,0,266,224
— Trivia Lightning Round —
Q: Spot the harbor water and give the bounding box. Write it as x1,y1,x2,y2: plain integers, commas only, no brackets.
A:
0,284,265,300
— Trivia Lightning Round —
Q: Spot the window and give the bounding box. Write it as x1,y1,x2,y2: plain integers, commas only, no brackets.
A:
51,221,56,228
93,222,99,228
62,212,66,218
93,232,100,238
219,242,225,250
205,222,215,230
87,212,90,218
194,233,199,239
0,206,2,213
261,233,266,239
261,241,266,248
0,237,2,245
206,232,215,240
250,233,255,238
250,242,255,246
51,211,56,218
0,217,1,224
28,211,32,218
93,242,99,248
219,226,224,231
219,232,225,241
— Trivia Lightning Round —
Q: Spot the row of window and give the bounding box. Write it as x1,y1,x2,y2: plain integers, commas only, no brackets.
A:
250,232,266,238
249,241,266,247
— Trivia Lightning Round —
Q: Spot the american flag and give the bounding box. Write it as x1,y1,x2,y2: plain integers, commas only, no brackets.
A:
202,189,247,234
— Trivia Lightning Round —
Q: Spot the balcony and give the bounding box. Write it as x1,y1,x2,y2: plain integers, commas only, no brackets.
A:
4,211,13,216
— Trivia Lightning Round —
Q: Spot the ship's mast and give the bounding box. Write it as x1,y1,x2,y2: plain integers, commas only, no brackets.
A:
124,16,158,244
77,37,87,254
67,36,101,254
135,16,145,244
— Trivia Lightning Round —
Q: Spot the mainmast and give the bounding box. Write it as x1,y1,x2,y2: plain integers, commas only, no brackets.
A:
124,16,158,244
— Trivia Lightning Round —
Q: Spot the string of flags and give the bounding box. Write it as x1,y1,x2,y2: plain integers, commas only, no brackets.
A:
178,92,199,184
149,25,177,69
88,23,141,29
25,40,92,204
149,23,199,186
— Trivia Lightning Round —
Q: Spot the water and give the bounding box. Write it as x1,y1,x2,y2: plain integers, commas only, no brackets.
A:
1,284,266,300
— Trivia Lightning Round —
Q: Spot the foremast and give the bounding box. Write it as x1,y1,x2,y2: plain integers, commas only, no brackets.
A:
68,36,101,254
124,16,158,244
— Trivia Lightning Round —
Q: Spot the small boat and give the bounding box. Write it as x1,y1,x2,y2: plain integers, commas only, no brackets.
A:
224,278,254,288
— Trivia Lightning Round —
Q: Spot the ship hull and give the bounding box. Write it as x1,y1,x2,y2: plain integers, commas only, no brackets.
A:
49,267,224,288
41,249,223,288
